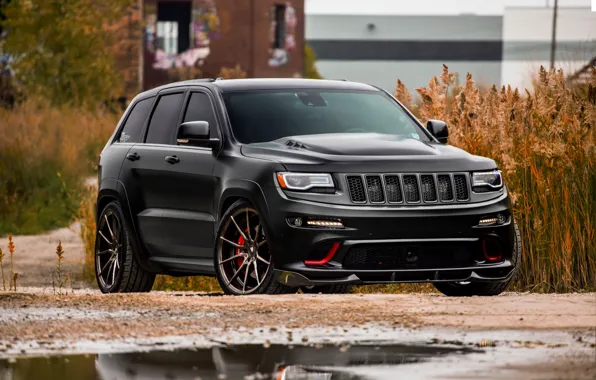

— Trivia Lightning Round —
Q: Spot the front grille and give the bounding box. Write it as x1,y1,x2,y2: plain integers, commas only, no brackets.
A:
346,173,469,205
343,243,475,270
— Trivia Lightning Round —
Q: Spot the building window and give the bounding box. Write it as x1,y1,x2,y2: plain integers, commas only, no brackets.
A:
156,21,179,54
272,4,287,49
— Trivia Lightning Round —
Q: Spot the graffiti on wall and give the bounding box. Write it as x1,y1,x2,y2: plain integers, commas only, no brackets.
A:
146,0,220,70
268,2,297,67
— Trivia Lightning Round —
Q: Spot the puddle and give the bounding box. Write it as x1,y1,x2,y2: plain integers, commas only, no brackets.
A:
0,343,479,379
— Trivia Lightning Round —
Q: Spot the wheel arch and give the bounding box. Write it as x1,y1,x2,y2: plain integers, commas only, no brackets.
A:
96,180,160,273
218,180,270,224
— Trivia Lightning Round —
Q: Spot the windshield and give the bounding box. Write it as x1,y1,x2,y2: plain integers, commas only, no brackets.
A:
222,90,430,144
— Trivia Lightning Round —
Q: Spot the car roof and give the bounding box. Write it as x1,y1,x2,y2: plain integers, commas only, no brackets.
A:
133,78,379,100
212,78,379,92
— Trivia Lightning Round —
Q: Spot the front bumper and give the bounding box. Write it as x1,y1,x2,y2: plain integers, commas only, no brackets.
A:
262,187,516,286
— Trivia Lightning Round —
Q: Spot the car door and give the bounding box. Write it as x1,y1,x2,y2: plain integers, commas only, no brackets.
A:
155,89,219,263
119,88,218,269
118,89,187,259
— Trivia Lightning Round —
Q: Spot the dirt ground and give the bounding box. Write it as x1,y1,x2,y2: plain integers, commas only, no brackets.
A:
3,224,86,288
0,290,595,378
1,290,594,342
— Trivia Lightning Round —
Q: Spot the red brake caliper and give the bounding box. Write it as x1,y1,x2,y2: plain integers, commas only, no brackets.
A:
236,235,245,267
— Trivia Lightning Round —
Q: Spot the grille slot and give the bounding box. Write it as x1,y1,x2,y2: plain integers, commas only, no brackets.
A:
437,175,454,201
347,176,366,203
420,175,437,202
402,175,420,203
384,175,403,203
454,174,469,201
365,176,385,203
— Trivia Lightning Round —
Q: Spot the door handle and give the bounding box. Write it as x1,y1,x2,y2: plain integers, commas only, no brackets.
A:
165,155,180,164
126,152,140,161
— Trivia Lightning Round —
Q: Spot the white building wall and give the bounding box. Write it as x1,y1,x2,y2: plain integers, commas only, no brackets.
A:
306,14,503,95
501,7,596,89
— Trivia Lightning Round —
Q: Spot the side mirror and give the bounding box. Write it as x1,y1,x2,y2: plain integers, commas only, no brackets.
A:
178,121,209,140
426,120,448,144
177,121,220,148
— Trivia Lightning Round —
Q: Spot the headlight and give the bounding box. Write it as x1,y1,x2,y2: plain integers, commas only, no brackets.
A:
472,170,503,191
276,172,334,191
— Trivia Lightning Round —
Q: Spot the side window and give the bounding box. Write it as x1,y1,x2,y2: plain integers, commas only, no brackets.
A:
117,97,153,143
145,92,185,144
183,92,218,138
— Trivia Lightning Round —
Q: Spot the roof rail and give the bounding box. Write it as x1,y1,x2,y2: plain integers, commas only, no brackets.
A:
215,77,224,81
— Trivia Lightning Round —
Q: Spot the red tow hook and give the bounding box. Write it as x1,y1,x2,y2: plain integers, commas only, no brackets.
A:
304,242,341,266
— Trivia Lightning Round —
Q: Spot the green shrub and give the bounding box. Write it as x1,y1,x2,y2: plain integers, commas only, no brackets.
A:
0,100,116,235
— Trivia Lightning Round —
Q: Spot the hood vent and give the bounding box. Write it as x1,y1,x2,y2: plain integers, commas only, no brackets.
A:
285,140,309,150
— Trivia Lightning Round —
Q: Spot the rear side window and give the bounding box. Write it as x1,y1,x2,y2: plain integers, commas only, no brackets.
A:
183,92,218,138
117,97,153,143
146,92,185,144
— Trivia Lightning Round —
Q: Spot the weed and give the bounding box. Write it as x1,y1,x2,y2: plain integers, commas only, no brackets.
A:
52,240,69,295
7,233,14,290
0,247,5,291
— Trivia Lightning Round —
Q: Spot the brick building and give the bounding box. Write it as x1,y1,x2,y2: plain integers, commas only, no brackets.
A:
140,0,304,90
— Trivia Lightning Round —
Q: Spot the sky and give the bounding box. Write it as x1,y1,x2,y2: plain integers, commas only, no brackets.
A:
305,0,593,15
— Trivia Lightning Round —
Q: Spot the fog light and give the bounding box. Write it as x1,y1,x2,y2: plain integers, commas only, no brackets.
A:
496,213,507,224
286,217,303,227
306,220,344,228
478,217,498,226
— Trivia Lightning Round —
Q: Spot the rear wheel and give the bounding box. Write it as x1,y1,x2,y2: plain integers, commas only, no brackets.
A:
434,221,521,297
301,284,352,294
214,200,295,295
95,201,155,293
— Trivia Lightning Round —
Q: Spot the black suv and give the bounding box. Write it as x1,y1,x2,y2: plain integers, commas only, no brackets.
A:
95,78,520,296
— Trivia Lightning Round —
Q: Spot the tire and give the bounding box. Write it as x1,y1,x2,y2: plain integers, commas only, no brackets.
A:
214,199,296,295
95,201,155,293
434,221,521,297
301,284,352,294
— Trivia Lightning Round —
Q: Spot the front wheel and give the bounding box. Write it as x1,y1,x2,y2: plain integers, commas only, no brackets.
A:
214,200,295,295
434,221,522,297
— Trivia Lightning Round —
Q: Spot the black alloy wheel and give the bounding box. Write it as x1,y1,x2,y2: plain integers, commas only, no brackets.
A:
95,201,155,293
215,200,295,295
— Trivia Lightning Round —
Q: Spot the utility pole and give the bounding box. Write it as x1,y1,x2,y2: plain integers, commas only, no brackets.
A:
550,0,558,70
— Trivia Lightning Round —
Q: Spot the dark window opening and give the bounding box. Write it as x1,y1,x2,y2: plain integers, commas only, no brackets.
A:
117,97,154,144
272,4,286,49
183,92,218,139
145,93,185,145
156,1,191,54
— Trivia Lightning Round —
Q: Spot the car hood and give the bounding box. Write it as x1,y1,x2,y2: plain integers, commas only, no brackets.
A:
240,133,497,173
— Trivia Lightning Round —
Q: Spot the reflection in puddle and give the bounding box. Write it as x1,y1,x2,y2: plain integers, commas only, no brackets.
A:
0,343,479,379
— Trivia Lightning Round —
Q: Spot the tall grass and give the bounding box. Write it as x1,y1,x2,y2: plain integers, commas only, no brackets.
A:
396,65,595,292
0,100,117,235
